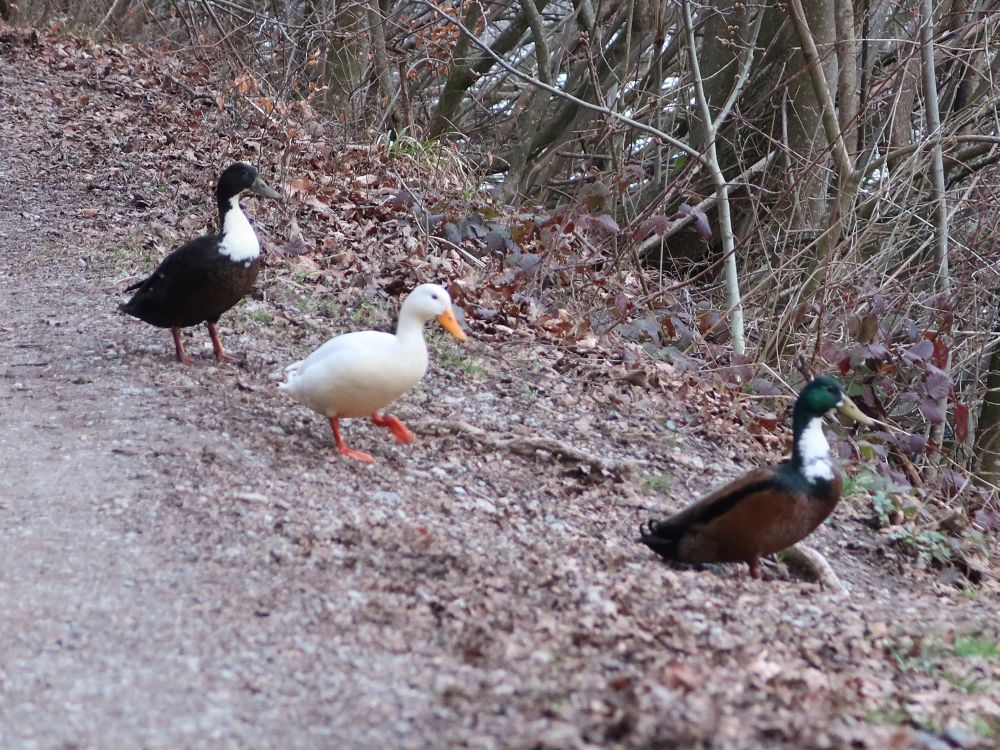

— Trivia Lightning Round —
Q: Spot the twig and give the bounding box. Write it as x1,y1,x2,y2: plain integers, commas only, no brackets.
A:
422,419,637,477
415,0,704,164
919,0,951,481
162,73,216,104
427,235,487,269
681,0,744,353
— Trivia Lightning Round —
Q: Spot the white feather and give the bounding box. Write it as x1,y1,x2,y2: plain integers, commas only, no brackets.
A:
280,330,429,418
217,196,260,263
798,417,834,482
278,284,458,419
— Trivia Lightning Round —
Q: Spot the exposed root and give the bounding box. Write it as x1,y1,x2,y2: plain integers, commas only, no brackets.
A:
424,420,637,478
782,543,848,595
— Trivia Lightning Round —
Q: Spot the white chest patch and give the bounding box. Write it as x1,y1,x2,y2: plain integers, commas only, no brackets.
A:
798,417,835,482
217,196,261,262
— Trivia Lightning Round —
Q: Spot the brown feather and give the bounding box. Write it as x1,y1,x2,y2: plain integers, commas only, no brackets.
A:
639,463,842,572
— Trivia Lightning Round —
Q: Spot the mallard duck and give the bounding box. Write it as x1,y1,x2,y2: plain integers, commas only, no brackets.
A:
639,375,873,578
120,162,282,364
279,283,467,464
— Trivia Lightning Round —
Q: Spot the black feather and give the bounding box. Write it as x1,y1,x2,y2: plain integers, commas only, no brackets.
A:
638,519,684,560
119,236,259,328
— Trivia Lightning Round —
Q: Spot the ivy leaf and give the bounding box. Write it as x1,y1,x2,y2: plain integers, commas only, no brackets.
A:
919,397,945,424
637,214,672,238
903,433,928,456
678,202,711,238
930,337,950,369
591,214,621,234
819,338,844,364
443,222,463,245
924,365,951,400
857,314,878,344
953,403,970,444
863,342,891,362
902,338,934,365
485,229,509,254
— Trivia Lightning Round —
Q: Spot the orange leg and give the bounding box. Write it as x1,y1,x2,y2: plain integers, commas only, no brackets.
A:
171,327,194,365
371,413,415,444
206,322,235,363
747,557,762,580
329,417,374,464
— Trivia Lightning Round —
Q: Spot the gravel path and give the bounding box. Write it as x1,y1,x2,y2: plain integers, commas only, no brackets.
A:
0,50,460,748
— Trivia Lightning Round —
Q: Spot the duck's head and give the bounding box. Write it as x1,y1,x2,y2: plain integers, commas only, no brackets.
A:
402,283,467,341
217,162,283,202
796,375,873,425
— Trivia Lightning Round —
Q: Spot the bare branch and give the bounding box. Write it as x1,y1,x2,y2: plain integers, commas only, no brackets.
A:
416,0,704,163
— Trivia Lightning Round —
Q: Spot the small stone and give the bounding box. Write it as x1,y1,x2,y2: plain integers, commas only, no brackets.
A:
372,490,402,505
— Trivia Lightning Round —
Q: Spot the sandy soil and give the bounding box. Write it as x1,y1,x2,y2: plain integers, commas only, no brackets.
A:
1,25,998,750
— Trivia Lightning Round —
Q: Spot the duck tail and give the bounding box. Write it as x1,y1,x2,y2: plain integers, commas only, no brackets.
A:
278,362,303,393
638,519,684,561
119,277,149,316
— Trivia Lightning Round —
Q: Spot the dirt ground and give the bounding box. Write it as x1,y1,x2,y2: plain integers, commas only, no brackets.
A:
1,25,998,750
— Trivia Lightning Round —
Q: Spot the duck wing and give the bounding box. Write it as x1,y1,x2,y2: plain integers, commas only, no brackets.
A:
120,235,242,327
638,465,781,564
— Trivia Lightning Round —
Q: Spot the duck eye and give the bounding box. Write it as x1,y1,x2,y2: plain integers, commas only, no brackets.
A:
431,294,439,300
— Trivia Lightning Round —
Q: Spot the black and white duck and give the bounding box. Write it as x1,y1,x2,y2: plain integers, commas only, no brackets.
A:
120,162,282,364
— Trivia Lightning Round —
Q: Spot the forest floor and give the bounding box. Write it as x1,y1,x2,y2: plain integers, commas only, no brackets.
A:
1,23,998,750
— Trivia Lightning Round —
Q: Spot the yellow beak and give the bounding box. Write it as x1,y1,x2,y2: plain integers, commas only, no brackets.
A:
838,395,874,425
436,307,467,342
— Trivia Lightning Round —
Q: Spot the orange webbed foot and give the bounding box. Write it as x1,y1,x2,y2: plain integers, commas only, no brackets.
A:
338,445,375,464
171,328,194,365
206,322,235,364
371,413,415,444
329,417,375,464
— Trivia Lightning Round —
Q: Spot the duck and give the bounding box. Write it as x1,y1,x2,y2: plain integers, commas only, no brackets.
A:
279,283,467,464
120,162,282,364
638,375,874,579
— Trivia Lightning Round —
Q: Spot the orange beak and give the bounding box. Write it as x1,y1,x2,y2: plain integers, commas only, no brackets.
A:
436,307,467,342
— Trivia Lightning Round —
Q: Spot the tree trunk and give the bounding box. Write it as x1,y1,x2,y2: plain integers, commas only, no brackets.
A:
974,335,1000,491
323,2,368,111
366,0,399,133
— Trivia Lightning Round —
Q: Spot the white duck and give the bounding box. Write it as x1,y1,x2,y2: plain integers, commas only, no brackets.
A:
279,283,467,463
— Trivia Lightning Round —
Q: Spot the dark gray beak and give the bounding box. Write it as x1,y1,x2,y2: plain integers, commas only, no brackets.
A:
251,175,283,201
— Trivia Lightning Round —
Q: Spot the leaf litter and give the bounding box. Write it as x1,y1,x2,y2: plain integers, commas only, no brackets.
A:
0,23,998,750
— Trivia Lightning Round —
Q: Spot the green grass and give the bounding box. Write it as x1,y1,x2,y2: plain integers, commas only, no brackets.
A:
643,474,671,496
98,233,156,276
869,645,998,735
953,635,999,660
387,135,481,199
350,298,390,326
887,630,999,698
889,632,999,672
432,334,485,376
887,527,952,566
866,701,912,727
972,716,996,738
